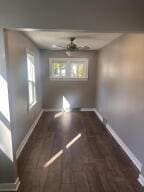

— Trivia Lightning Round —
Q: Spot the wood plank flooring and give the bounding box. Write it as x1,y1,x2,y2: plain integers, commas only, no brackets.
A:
17,112,143,192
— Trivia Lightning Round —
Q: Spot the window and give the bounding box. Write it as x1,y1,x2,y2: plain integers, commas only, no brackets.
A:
49,58,88,80
26,51,37,109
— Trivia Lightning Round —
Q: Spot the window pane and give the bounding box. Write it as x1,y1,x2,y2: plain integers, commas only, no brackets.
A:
27,54,35,82
78,63,84,77
27,51,36,108
52,63,67,77
49,58,88,80
28,81,34,106
71,63,78,77
53,63,60,76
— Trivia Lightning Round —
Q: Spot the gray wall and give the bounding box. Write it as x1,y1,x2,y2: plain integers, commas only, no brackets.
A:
6,30,42,152
0,0,144,32
41,50,97,109
0,28,17,184
95,34,144,175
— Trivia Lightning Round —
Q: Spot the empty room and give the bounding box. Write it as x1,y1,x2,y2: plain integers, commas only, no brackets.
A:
0,1,144,192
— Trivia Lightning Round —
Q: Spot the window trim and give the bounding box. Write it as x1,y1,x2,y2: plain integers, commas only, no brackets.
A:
49,58,88,81
26,49,37,110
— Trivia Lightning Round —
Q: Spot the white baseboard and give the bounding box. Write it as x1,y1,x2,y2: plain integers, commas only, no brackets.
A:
16,110,43,159
43,108,62,112
94,109,103,122
138,174,144,187
0,177,20,191
94,109,142,173
43,108,95,112
106,123,142,172
80,108,95,111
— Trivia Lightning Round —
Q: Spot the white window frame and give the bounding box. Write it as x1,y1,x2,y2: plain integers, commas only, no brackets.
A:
26,49,37,109
49,58,88,81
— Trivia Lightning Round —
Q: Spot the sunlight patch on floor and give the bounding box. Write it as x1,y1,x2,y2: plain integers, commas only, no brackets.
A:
54,111,64,119
44,150,63,168
66,133,82,149
44,133,82,168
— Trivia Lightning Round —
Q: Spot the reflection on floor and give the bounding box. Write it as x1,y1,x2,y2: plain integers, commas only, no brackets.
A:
18,112,143,192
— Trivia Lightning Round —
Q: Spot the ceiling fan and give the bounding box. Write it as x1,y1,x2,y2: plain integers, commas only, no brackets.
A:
53,37,90,57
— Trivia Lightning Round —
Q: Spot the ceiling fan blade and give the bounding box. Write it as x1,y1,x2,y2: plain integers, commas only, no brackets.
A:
52,45,66,49
78,46,90,50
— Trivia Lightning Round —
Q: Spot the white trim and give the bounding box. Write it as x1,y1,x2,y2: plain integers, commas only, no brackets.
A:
43,108,62,112
0,177,20,191
106,123,142,172
94,109,103,122
16,110,43,159
43,108,95,112
94,109,142,172
80,108,95,111
49,78,88,81
138,174,144,187
49,58,89,62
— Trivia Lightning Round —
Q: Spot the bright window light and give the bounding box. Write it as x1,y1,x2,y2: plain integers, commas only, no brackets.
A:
49,58,88,80
0,75,13,161
63,96,70,112
54,111,64,119
0,120,13,161
26,50,37,109
0,75,10,121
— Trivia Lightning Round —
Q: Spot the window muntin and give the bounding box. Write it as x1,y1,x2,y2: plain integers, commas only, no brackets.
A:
26,51,37,108
49,58,88,80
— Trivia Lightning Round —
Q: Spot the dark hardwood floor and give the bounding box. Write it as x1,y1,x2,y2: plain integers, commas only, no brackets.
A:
17,112,143,192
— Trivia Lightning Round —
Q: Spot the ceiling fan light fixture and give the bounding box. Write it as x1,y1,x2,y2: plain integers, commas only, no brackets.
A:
52,44,57,48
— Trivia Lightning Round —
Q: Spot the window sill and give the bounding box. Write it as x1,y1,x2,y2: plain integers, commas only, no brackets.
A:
49,78,88,81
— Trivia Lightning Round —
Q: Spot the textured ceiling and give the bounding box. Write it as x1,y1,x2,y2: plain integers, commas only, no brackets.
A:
25,31,122,50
